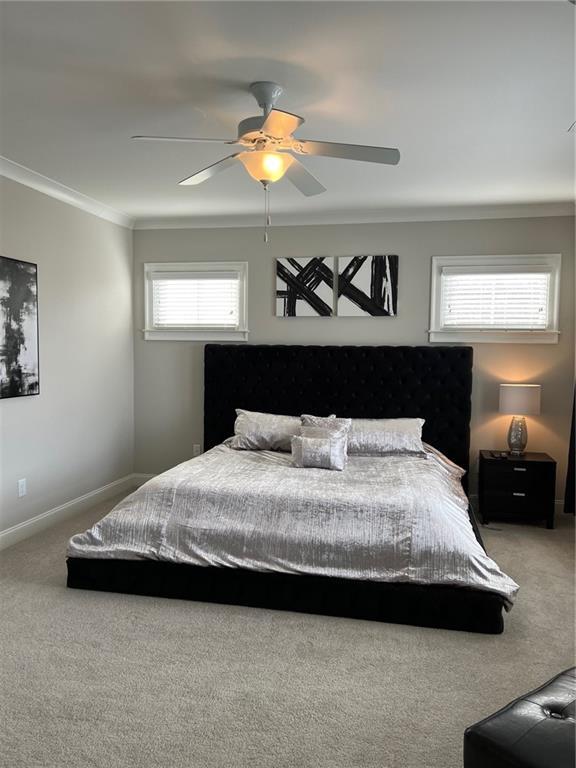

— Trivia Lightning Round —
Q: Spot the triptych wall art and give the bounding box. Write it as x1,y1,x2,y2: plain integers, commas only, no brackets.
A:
275,255,398,318
0,255,40,399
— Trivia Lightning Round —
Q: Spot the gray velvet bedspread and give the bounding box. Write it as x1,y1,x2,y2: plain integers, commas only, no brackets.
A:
67,444,519,607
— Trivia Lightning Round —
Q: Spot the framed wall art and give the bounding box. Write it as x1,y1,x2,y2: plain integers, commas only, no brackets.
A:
0,255,39,399
337,255,398,316
276,257,334,317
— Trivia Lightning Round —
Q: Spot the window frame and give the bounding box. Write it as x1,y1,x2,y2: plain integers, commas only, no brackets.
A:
428,254,561,344
144,261,249,342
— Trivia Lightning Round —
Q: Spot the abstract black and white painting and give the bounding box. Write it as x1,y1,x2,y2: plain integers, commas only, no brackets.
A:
0,256,39,399
276,257,334,317
337,255,398,316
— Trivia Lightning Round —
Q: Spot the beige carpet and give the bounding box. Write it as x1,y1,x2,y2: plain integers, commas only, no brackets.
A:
1,496,574,768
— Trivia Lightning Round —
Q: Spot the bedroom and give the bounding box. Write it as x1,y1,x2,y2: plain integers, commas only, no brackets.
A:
0,2,574,767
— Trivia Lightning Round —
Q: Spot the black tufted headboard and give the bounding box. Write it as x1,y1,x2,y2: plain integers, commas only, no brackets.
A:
204,344,473,481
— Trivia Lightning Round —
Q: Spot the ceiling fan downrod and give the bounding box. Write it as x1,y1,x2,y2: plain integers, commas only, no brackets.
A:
250,81,284,117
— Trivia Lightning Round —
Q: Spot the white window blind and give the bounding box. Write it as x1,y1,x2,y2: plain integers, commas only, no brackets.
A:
144,262,248,342
440,270,550,329
429,255,560,344
151,272,239,329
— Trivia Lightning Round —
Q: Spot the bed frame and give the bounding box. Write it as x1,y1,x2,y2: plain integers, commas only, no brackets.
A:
68,344,506,634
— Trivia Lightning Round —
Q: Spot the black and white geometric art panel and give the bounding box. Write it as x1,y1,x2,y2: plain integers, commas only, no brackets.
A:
276,257,334,317
337,255,398,317
0,256,40,399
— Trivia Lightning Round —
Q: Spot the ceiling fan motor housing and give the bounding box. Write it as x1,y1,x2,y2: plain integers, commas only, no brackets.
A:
237,115,266,141
237,116,287,149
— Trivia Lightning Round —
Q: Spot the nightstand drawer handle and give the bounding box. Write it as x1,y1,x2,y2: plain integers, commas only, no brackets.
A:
512,492,526,497
513,467,527,472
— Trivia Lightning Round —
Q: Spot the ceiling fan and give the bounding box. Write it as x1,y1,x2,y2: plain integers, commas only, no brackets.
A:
132,81,400,197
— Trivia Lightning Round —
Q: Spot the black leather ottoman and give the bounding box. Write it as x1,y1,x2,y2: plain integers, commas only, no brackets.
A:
464,668,575,768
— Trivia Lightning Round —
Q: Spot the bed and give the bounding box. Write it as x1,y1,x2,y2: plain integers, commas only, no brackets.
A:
67,344,517,634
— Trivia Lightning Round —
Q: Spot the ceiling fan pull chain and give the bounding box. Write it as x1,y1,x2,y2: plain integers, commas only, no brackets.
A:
263,182,271,243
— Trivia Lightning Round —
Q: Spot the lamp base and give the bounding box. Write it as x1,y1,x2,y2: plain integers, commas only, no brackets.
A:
507,416,528,455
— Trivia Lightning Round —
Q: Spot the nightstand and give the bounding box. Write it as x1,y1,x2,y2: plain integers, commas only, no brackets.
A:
479,450,556,529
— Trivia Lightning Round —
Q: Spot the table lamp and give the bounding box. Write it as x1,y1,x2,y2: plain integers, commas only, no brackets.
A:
499,383,541,455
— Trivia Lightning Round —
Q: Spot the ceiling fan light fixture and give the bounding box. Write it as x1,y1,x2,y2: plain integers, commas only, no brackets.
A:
239,151,293,183
134,81,400,199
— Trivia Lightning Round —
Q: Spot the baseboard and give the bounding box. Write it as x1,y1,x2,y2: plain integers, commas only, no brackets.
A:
0,473,151,551
132,473,155,484
555,499,566,515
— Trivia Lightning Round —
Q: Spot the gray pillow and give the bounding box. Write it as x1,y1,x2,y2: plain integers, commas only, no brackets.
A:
229,410,301,452
300,425,346,439
300,414,352,435
347,418,425,455
291,434,347,471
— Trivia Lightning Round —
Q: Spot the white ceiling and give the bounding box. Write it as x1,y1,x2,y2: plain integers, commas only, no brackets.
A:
1,1,574,227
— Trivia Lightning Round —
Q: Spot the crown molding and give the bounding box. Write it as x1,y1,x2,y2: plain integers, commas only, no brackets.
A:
134,202,574,230
1,155,571,231
0,156,134,229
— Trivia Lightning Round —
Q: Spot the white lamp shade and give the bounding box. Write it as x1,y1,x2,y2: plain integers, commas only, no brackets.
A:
499,384,541,416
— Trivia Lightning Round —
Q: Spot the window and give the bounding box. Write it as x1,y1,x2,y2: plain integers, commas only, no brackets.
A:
429,255,560,343
144,262,248,341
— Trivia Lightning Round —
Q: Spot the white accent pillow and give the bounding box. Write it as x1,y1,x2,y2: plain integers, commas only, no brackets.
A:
347,418,425,455
291,434,347,471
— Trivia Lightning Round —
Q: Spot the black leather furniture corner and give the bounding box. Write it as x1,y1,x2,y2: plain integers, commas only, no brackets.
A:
464,668,575,768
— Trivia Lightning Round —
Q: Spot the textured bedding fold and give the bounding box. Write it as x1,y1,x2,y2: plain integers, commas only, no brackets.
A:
67,444,519,607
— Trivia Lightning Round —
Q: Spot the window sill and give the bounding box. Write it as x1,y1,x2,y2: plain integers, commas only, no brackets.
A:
428,329,560,344
143,328,249,342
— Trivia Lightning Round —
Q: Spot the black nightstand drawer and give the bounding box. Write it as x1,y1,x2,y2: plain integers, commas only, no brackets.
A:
482,465,541,493
483,461,552,483
482,490,546,515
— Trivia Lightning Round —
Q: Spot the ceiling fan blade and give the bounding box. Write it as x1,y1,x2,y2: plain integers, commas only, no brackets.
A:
261,109,304,138
132,135,237,144
179,154,240,186
295,140,400,165
284,158,326,197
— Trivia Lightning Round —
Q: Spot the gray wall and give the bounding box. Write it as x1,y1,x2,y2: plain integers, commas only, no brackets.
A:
134,216,574,498
0,178,134,532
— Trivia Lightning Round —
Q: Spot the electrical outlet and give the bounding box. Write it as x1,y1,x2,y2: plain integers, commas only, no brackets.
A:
18,478,27,498
192,444,202,457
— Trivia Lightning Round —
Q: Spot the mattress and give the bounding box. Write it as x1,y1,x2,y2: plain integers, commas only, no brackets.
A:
68,443,518,608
